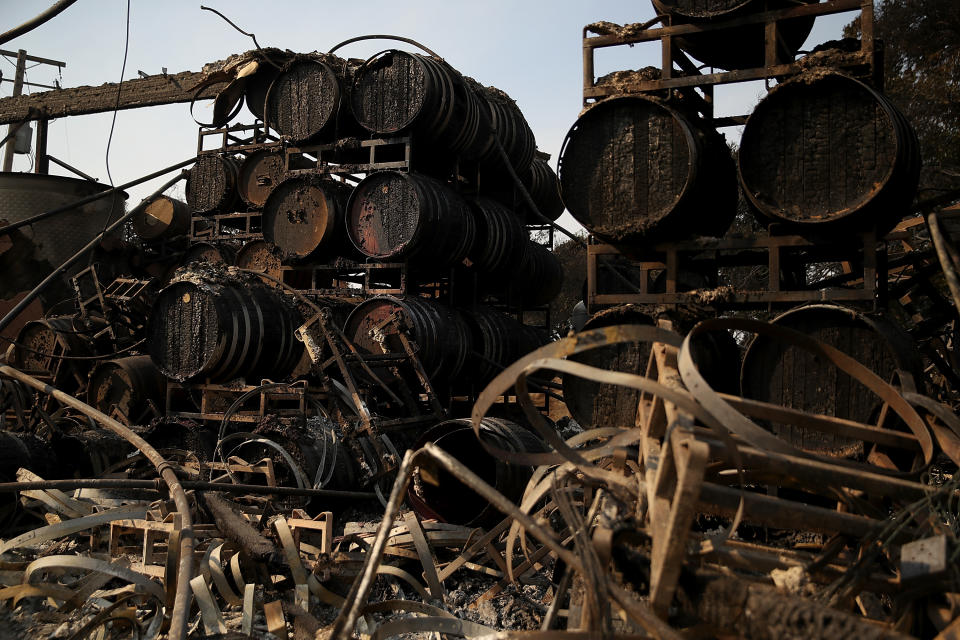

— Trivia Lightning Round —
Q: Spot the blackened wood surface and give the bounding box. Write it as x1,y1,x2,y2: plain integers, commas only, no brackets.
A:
563,306,655,430
266,61,340,143
561,98,691,241
186,155,237,214
741,307,913,457
352,52,425,133
740,75,897,224
0,69,214,125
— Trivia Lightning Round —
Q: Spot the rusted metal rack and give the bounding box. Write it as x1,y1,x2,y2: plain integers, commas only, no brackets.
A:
164,380,311,424
586,228,893,312
190,210,262,242
197,122,277,154
285,137,412,175
582,0,879,125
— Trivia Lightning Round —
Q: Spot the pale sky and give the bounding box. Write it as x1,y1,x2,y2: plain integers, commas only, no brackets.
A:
1,1,852,234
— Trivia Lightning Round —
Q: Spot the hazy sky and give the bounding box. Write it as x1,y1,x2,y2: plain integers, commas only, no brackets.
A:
2,1,853,233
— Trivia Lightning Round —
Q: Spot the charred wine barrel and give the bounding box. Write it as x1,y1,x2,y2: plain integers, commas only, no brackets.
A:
262,175,353,263
8,317,92,383
133,196,192,241
86,356,166,423
186,154,239,214
521,156,565,223
739,72,920,233
474,84,537,179
559,96,737,249
741,304,923,457
650,0,818,70
235,239,283,280
468,197,528,280
345,171,475,267
563,306,655,429
266,57,352,144
351,50,489,160
147,272,303,383
245,65,281,120
495,241,564,308
408,418,547,526
237,149,286,208
343,295,472,380
464,306,549,384
182,242,236,265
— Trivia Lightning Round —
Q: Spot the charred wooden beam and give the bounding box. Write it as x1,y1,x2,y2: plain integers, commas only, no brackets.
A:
0,66,220,125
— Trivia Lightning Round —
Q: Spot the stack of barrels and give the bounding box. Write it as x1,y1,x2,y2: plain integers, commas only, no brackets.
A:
561,2,920,253
137,50,563,389
561,2,926,453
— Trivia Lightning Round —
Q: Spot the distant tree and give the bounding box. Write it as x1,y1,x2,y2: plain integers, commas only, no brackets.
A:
549,235,586,334
845,1,960,169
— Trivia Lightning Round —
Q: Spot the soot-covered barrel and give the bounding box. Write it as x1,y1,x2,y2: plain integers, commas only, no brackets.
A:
343,295,472,380
350,50,489,161
474,84,537,180
559,96,737,249
186,154,239,214
345,171,475,267
464,306,549,385
266,56,352,144
235,239,283,280
408,418,547,526
738,72,920,233
492,242,563,308
563,305,655,430
467,197,528,281
86,356,166,423
237,149,286,208
650,0,818,70
521,156,565,223
134,195,192,242
147,270,303,383
495,241,564,308
262,174,353,263
740,304,923,458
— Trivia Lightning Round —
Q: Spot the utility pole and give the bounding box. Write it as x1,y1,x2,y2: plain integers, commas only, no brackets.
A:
1,48,65,173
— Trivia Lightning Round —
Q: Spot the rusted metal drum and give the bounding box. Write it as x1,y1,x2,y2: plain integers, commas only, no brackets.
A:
266,56,352,144
521,156,565,223
345,171,475,267
650,0,818,70
235,239,283,280
86,355,166,423
464,306,549,384
351,50,489,161
237,148,286,208
468,197,528,280
740,304,923,457
563,305,655,430
146,271,303,383
342,295,472,380
407,418,547,526
559,96,737,249
182,242,236,265
262,175,352,263
133,195,192,241
186,154,239,214
495,241,564,308
739,72,920,233
474,84,536,179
